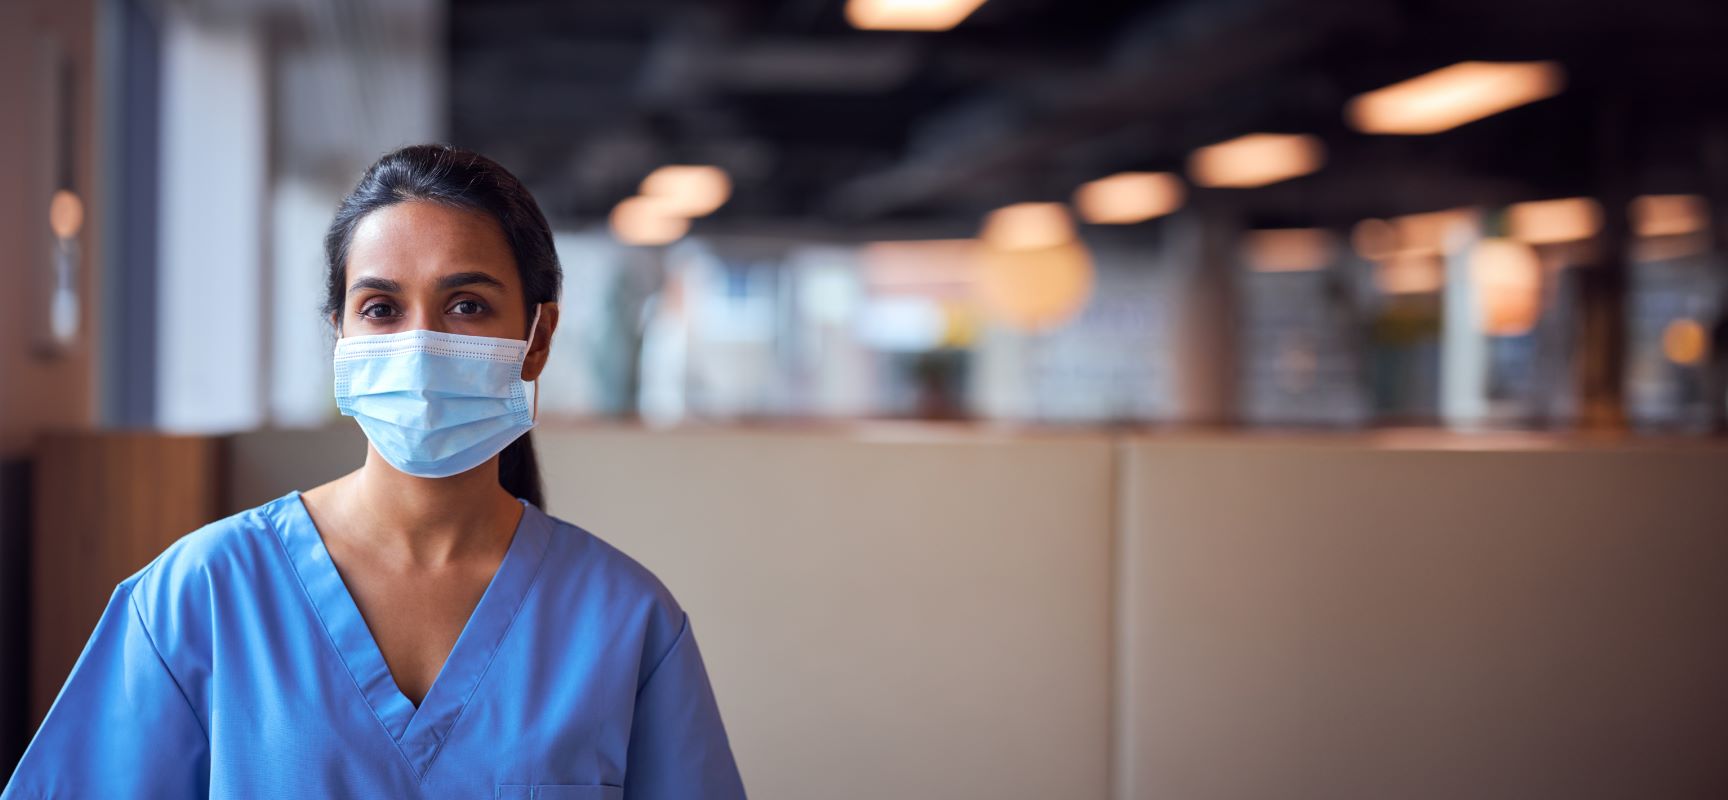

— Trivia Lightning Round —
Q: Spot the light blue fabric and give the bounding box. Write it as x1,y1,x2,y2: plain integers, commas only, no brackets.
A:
334,314,540,478
2,491,747,799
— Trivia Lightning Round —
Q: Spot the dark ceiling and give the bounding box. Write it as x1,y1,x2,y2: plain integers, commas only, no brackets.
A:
449,0,1728,236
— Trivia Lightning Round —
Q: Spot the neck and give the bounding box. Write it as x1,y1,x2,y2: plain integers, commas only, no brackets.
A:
337,445,525,567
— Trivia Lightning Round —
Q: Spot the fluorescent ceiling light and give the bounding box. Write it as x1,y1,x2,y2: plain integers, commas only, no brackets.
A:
1188,133,1325,189
1631,194,1709,238
640,165,732,218
610,196,689,247
846,0,989,31
1508,197,1601,244
1073,172,1185,225
980,202,1076,252
1347,61,1565,135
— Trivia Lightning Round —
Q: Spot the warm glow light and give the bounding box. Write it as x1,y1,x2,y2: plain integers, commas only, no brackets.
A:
1376,252,1444,294
1662,319,1708,366
1470,238,1543,336
49,189,83,239
1351,218,1397,261
1362,210,1478,294
980,202,1076,252
1631,194,1709,238
1073,172,1185,224
1509,197,1601,244
846,0,989,31
975,202,1092,329
1187,133,1325,188
639,165,732,218
1244,228,1339,272
1346,61,1565,135
1392,208,1478,255
609,196,690,246
974,240,1094,331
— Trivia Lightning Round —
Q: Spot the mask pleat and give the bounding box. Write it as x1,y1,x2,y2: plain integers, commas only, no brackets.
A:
333,321,538,478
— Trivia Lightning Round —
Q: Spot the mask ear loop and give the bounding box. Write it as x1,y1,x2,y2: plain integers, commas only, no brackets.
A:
524,303,543,422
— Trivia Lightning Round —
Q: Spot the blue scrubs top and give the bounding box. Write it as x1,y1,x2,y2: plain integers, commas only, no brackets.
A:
3,490,747,799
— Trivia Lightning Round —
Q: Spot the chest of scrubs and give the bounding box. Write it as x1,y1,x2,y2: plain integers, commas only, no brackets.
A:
1,491,746,799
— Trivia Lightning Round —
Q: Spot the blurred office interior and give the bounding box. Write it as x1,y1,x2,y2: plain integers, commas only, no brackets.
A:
3,0,1727,797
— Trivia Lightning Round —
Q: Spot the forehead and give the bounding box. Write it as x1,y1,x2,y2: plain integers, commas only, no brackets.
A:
345,200,518,287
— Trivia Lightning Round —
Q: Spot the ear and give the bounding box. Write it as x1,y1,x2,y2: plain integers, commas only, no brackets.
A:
521,302,561,382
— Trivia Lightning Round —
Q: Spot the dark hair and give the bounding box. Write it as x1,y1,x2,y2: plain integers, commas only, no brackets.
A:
323,144,562,509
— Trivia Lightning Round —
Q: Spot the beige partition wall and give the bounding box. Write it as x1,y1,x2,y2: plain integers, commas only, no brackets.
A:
225,426,1728,799
537,427,1116,800
1115,438,1728,800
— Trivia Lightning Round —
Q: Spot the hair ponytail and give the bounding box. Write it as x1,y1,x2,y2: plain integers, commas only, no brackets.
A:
499,433,546,509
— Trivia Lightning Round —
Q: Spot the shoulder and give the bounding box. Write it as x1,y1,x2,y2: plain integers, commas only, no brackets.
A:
122,492,297,632
537,507,681,614
533,506,688,655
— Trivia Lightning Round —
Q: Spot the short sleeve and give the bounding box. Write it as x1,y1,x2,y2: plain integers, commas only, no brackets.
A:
1,582,210,799
623,614,746,800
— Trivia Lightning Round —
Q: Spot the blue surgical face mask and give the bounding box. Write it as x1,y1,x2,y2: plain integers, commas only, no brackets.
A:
333,305,542,479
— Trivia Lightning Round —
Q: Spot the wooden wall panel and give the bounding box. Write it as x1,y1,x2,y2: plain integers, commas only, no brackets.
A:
29,432,223,726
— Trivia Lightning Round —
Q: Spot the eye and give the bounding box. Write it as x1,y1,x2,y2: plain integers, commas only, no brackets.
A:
358,302,397,320
449,298,487,316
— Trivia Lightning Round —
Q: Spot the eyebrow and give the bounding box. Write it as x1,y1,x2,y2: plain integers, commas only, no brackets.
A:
346,271,507,295
436,271,507,292
347,276,400,295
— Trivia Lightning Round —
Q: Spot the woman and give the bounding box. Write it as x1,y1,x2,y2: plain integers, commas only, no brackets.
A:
3,145,746,798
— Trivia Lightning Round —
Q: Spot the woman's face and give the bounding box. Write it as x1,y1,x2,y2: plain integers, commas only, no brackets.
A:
339,199,558,380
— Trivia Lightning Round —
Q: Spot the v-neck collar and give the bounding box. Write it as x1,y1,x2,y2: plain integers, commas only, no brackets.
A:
268,489,552,780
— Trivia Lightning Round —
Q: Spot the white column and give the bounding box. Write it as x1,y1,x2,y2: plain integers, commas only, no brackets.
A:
1441,226,1488,429
155,13,267,433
